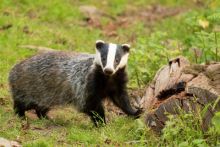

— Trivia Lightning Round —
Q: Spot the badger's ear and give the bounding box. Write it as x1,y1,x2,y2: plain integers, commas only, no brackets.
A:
96,40,105,50
122,44,130,53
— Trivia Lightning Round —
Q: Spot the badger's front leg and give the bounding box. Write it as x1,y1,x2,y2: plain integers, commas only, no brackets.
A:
110,90,142,118
84,97,106,127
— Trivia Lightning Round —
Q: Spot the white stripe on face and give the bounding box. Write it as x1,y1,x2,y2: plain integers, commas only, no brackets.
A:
94,50,103,68
115,53,129,71
105,43,117,71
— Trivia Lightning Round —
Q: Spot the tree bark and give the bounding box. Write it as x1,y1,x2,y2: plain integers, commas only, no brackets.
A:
143,56,220,133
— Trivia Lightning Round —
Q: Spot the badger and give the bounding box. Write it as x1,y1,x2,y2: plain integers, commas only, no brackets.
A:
9,40,142,126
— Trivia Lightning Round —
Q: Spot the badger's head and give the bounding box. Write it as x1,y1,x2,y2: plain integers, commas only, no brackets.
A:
94,40,130,76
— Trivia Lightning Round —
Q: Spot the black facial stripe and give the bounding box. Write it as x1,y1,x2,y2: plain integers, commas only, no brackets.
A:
100,44,109,67
98,43,127,70
114,45,124,69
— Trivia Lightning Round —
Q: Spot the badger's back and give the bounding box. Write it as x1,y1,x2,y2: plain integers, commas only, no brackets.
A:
9,51,95,111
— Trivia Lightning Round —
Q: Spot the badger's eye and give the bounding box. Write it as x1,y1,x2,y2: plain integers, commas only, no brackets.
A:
115,58,120,64
102,57,106,62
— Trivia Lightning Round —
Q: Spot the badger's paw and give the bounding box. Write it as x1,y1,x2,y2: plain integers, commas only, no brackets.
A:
133,108,144,119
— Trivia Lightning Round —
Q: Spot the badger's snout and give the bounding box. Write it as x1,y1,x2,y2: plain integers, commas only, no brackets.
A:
104,68,114,75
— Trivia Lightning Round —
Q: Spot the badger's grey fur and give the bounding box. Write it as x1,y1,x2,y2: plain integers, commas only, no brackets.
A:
9,40,142,126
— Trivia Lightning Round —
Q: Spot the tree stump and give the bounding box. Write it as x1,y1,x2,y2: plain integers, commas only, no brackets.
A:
143,56,220,133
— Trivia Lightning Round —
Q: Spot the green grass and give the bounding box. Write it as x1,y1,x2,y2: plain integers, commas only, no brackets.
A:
0,0,220,146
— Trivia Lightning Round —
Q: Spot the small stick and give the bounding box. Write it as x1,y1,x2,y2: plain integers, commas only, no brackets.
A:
214,32,218,62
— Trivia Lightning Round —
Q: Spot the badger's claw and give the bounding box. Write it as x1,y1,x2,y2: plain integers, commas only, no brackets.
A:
133,108,144,119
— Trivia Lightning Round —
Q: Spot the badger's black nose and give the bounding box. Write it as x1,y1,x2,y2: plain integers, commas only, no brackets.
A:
104,68,114,75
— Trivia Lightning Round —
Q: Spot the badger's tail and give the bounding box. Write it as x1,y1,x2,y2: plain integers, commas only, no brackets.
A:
19,45,56,54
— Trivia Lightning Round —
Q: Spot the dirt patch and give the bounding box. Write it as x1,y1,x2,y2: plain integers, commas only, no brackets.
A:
0,83,8,89
0,97,6,105
80,4,186,37
104,88,145,115
119,5,185,25
0,24,12,31
0,137,21,147
26,110,39,120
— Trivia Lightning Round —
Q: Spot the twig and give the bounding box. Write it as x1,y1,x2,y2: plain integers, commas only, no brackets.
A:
125,140,148,144
214,32,218,62
193,48,198,63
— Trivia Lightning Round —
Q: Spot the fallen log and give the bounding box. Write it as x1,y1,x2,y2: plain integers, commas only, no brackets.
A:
143,56,220,133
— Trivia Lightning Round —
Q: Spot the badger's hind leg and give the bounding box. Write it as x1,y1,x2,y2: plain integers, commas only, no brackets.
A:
36,107,49,119
13,100,26,118
11,90,29,118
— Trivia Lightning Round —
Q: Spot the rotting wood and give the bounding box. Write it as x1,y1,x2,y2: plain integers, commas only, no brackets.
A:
143,56,220,133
